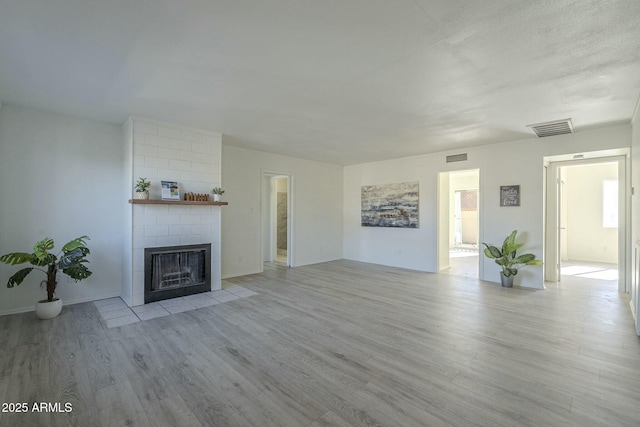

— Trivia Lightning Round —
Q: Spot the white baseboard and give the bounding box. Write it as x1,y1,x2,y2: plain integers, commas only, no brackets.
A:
0,292,124,317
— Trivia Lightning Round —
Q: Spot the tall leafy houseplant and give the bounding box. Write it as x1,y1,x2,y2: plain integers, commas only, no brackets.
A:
0,236,92,302
482,230,542,287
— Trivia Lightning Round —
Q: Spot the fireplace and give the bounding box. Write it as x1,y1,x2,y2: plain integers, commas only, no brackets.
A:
144,244,211,303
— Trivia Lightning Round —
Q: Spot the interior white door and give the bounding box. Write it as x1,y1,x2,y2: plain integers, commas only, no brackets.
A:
545,163,561,282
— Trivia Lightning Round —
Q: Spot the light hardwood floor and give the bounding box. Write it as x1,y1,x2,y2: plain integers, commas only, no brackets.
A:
1,260,639,426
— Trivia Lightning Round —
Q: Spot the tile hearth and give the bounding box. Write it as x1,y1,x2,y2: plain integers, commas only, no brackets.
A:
94,285,257,328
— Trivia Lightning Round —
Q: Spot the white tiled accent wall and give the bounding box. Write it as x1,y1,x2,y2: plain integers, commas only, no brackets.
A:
124,117,222,307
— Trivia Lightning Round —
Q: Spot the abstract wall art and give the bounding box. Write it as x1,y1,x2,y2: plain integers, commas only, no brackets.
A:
361,181,419,228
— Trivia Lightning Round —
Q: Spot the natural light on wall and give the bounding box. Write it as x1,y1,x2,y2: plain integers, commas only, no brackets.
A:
602,179,618,228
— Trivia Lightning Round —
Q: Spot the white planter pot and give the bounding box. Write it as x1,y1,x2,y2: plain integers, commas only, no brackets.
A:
136,191,150,200
35,298,63,319
213,194,221,202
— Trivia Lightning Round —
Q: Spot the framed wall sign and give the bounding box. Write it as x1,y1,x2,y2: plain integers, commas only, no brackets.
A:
500,185,520,207
161,181,180,200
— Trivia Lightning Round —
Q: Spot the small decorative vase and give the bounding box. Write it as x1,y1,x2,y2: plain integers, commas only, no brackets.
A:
35,298,63,319
500,272,514,288
136,191,149,200
213,194,220,202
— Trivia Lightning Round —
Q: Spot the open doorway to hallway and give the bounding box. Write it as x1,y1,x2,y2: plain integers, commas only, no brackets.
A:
438,169,480,278
262,173,292,268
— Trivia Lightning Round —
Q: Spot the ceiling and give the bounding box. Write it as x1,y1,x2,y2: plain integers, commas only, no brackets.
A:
1,0,639,165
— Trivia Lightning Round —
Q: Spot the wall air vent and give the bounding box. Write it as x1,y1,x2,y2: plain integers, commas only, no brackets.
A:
527,118,574,137
446,153,467,163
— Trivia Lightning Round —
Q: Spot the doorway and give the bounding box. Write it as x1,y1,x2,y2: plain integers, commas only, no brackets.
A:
438,169,480,278
273,176,289,264
262,172,292,268
545,156,626,291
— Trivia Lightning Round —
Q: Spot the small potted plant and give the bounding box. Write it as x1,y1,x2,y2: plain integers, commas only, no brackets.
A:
482,230,542,287
211,187,225,202
135,177,151,199
0,236,92,319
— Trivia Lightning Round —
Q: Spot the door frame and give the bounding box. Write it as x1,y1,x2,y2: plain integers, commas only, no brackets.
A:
544,155,628,291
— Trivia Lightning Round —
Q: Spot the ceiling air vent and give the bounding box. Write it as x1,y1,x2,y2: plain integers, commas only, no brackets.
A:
446,153,467,163
527,118,574,138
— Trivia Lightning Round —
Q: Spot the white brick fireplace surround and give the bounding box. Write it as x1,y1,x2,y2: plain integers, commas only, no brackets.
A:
122,117,222,307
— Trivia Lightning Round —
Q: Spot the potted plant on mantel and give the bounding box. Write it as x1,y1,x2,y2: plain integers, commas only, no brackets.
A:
482,230,542,288
135,177,151,199
211,186,225,202
0,236,92,319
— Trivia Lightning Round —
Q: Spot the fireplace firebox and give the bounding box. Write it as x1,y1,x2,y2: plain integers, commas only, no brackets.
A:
144,244,211,303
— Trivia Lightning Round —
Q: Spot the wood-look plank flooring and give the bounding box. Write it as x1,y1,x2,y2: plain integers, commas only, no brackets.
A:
1,259,639,426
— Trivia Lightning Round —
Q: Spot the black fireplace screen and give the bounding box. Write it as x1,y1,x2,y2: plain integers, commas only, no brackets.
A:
152,251,205,290
144,244,211,303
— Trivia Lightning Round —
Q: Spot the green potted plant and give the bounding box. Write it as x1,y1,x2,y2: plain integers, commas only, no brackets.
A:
482,230,542,287
0,236,92,319
211,186,225,202
135,177,151,199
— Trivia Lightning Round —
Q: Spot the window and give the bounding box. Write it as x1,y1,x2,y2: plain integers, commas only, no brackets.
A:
602,179,618,228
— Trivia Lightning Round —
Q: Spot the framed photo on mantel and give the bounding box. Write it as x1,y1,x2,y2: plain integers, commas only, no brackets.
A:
500,185,520,207
161,181,180,200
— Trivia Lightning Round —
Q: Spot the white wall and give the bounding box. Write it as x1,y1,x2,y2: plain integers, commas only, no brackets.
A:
122,119,133,305
631,97,640,334
276,177,288,192
0,105,124,314
564,163,618,264
344,125,631,289
221,145,343,278
437,172,449,270
261,175,272,262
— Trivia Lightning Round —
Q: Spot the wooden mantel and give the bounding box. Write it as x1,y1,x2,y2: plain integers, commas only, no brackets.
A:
128,199,228,206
